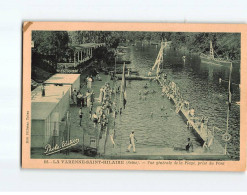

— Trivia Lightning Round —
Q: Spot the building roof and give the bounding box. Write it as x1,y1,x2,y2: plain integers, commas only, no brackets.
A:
31,85,70,120
70,43,105,50
31,85,70,103
44,74,80,85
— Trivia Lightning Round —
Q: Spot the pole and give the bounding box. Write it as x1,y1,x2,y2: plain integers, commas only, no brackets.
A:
66,111,69,155
53,122,56,147
119,62,125,112
161,52,164,70
114,56,117,75
67,112,71,155
103,126,109,154
74,52,76,67
225,63,232,154
82,126,84,155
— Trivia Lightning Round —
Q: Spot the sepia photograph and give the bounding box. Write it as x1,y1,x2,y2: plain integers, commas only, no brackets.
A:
30,30,240,160
21,22,246,171
2,0,247,192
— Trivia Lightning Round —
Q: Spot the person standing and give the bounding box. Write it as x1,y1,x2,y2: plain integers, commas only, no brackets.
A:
99,87,104,103
79,107,83,126
77,92,83,107
92,112,98,128
123,98,127,109
73,89,77,104
81,92,85,107
87,76,92,89
41,83,45,96
127,131,137,153
89,104,93,119
189,107,195,117
86,90,91,107
91,90,95,105
186,138,194,152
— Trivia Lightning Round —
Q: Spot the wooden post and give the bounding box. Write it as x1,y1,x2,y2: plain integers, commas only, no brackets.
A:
161,52,164,70
66,111,69,155
96,124,101,155
103,126,109,154
224,63,232,155
52,122,56,147
114,56,116,75
82,126,84,155
66,111,70,155
74,52,76,67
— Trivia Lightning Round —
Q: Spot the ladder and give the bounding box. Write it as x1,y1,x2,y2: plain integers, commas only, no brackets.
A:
151,41,166,75
209,40,214,59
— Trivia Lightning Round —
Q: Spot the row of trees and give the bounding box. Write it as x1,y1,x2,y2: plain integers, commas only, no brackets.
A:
121,31,240,60
169,32,240,60
32,31,121,67
32,30,241,68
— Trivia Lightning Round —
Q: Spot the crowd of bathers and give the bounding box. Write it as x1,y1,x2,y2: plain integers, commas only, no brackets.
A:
158,73,208,133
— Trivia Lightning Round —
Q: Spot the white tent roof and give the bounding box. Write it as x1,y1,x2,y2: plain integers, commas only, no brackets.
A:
44,74,80,85
31,85,70,103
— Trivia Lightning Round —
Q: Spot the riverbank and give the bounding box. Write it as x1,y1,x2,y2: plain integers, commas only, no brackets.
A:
31,67,231,160
31,44,239,160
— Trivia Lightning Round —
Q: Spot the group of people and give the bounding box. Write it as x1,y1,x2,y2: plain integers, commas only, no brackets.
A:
89,82,118,135
98,82,113,104
78,70,132,152
138,83,157,101
158,72,210,151
73,88,95,108
86,76,93,89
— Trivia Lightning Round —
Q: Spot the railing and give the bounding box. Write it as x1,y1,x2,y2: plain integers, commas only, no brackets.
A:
56,69,78,74
200,53,231,63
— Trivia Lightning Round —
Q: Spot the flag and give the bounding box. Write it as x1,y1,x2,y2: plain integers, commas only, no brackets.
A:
228,63,233,111
121,62,127,109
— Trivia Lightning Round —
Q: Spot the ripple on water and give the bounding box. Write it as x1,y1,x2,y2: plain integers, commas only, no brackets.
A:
114,45,240,159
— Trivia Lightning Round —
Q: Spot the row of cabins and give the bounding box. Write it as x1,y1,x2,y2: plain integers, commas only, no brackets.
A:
31,74,80,148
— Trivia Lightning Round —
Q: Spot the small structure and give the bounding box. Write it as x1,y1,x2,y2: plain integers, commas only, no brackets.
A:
72,43,105,65
31,85,71,148
44,74,80,99
56,43,105,72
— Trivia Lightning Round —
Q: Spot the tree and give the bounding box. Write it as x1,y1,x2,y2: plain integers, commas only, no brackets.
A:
32,31,69,66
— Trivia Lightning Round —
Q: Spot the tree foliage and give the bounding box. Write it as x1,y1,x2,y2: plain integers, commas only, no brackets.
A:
32,31,69,64
169,32,240,60
32,30,241,67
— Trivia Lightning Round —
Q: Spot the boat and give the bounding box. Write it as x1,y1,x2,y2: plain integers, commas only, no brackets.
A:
116,60,131,64
151,42,159,45
116,52,126,56
102,67,139,75
200,41,232,66
117,46,128,49
116,74,155,80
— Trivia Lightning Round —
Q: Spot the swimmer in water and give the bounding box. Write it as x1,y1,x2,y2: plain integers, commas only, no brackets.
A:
161,113,169,118
150,112,153,118
143,90,149,95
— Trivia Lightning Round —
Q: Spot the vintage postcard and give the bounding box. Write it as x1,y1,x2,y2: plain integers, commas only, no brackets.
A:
22,22,246,171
